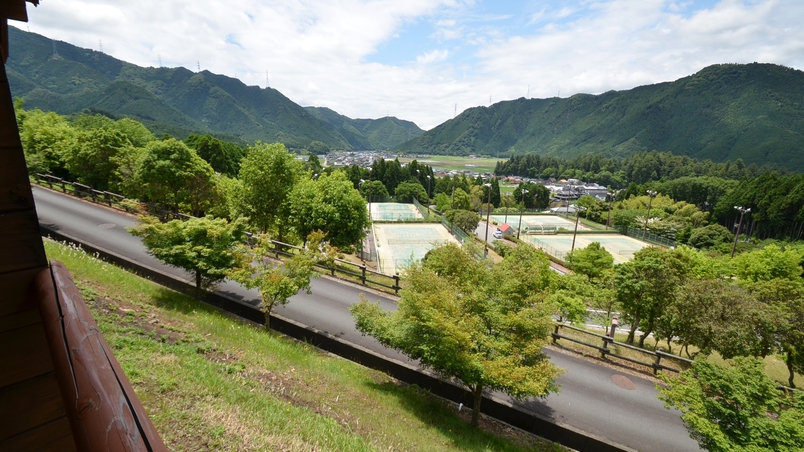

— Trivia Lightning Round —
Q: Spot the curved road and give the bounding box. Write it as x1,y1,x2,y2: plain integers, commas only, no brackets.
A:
33,186,699,452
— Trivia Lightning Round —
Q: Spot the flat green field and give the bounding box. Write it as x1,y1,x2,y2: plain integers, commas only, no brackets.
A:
398,155,504,174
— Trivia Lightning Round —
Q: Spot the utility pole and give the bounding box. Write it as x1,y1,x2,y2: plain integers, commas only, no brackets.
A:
731,206,751,258
517,189,529,239
483,182,492,257
644,190,657,230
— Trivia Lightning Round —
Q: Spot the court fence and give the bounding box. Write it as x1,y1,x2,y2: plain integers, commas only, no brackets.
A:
622,227,678,248
525,237,568,261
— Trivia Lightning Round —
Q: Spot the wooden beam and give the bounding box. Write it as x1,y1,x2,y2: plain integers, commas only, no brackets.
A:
36,262,168,451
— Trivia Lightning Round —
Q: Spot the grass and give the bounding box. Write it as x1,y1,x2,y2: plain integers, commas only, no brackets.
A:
397,156,503,174
44,239,566,452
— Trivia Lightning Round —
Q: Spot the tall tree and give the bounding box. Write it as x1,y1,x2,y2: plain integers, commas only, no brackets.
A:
238,142,304,233
63,127,131,190
135,138,218,215
129,215,248,293
287,171,369,250
228,231,333,324
659,357,804,452
351,243,562,427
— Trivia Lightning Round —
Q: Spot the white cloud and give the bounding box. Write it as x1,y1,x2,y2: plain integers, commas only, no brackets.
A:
417,49,450,64
17,0,804,130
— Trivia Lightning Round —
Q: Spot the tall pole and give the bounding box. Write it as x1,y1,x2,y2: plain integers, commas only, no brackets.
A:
644,190,657,230
606,190,616,230
731,206,750,258
368,167,373,221
451,175,456,209
503,193,510,225
571,207,583,256
426,175,431,216
517,189,528,239
483,182,492,257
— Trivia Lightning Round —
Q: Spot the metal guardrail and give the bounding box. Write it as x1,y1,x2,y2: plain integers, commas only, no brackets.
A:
551,323,692,374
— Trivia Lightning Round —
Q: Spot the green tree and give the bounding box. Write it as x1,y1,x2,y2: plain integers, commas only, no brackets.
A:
659,357,804,452
19,108,75,176
185,134,244,177
566,242,613,280
748,279,804,388
687,224,733,249
734,244,803,283
64,127,131,190
129,215,247,293
615,247,692,346
445,209,480,233
351,243,562,427
662,278,761,358
135,138,218,214
359,179,388,200
238,142,303,233
393,181,428,203
287,171,369,250
229,231,333,323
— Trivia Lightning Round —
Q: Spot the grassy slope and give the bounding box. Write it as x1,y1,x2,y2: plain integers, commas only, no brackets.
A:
44,239,564,452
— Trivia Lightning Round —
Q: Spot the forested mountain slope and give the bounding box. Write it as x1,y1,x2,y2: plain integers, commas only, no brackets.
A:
6,27,421,150
399,63,804,172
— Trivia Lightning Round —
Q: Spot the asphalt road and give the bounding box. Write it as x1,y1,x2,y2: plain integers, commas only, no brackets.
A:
33,186,700,452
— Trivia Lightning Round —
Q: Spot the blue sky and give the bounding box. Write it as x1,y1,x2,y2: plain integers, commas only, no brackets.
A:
19,0,804,130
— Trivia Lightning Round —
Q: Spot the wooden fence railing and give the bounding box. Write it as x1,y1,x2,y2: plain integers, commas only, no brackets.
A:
34,173,193,222
265,239,401,294
551,323,692,374
35,261,167,451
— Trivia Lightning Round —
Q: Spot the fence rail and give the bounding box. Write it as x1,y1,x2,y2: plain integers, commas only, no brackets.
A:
551,323,692,374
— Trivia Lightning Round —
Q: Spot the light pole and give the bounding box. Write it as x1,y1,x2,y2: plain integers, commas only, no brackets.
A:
483,182,492,257
503,193,511,225
426,175,431,216
606,189,616,230
644,190,657,230
731,206,751,258
570,206,585,256
517,189,529,239
451,175,456,209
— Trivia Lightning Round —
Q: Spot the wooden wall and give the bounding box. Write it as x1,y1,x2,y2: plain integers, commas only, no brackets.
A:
0,1,77,449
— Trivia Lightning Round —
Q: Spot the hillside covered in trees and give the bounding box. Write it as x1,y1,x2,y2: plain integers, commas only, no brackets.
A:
399,63,804,172
6,27,423,151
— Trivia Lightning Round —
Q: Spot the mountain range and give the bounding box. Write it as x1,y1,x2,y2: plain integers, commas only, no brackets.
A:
8,27,804,172
399,63,804,172
6,26,423,151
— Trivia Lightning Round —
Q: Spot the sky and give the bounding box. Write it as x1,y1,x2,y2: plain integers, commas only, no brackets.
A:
17,0,804,130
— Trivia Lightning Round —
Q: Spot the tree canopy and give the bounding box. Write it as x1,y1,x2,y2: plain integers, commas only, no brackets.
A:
129,215,248,293
351,243,561,427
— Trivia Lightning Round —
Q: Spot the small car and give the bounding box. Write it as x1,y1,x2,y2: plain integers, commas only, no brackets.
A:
493,230,504,239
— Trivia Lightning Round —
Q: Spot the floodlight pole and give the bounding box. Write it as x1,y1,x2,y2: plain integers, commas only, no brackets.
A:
731,206,751,258
517,189,528,239
644,190,657,230
571,206,583,257
483,182,492,257
606,189,616,230
426,175,431,216
451,175,456,209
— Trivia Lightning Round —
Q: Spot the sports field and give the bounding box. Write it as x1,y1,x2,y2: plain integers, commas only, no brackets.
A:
522,234,650,264
373,223,458,275
370,202,422,221
490,214,590,233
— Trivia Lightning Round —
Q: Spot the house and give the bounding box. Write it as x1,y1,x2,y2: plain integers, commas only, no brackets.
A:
499,223,515,237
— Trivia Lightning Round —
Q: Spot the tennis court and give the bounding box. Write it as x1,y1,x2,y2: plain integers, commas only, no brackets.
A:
490,214,590,233
370,202,423,221
373,223,458,275
522,233,650,264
